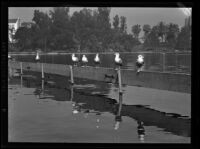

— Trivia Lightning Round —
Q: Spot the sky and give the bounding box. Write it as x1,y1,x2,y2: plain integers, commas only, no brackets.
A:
9,7,190,37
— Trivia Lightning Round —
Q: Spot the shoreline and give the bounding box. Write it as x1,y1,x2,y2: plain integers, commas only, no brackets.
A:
8,51,191,55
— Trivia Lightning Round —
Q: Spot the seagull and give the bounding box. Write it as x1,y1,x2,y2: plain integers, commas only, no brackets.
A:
94,53,100,66
35,52,40,62
114,53,122,67
136,55,144,74
72,53,79,66
8,54,12,60
82,54,88,67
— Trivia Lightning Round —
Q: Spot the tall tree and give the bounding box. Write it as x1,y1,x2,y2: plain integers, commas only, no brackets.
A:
175,26,191,50
157,21,168,43
131,24,141,40
49,7,73,50
166,23,179,48
142,24,151,41
120,16,127,34
144,26,160,48
14,27,33,50
113,15,120,31
96,7,112,48
32,10,51,51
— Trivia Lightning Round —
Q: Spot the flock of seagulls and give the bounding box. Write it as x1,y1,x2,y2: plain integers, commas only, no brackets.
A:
71,52,144,73
32,52,144,72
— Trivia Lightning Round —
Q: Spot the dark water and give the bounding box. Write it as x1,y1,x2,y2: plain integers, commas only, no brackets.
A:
12,52,191,74
8,71,190,143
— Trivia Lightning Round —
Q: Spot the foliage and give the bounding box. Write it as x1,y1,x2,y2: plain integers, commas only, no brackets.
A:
11,7,191,52
131,24,141,40
175,26,191,50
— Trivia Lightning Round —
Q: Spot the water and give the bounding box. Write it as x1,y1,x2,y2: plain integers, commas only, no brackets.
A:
8,71,191,143
12,52,191,74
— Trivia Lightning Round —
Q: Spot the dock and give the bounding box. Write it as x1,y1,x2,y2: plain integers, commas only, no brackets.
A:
8,61,191,93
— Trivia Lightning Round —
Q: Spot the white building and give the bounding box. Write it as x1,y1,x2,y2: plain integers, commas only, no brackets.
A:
8,18,21,43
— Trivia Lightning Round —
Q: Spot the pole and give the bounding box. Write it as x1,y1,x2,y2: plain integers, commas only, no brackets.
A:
118,93,123,116
163,53,165,72
175,52,178,72
20,75,23,88
41,63,44,79
20,62,23,75
70,65,74,85
117,68,122,94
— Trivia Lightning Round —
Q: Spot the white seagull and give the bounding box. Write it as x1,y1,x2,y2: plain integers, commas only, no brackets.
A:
72,53,79,66
136,55,144,73
82,54,88,66
35,52,40,62
94,53,100,65
114,53,122,67
8,54,11,60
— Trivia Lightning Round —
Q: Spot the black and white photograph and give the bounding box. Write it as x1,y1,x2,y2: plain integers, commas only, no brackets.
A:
5,2,193,145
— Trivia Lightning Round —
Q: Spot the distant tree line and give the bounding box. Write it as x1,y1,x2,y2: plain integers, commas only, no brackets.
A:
10,7,191,52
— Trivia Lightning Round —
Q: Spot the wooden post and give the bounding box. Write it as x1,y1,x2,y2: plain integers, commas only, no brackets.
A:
175,52,178,72
70,85,74,102
117,68,122,94
42,79,44,92
41,63,44,79
20,62,23,75
118,93,123,116
163,53,165,72
70,65,74,85
20,75,23,88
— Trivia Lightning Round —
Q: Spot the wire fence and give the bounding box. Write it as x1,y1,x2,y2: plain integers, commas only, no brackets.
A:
10,52,191,74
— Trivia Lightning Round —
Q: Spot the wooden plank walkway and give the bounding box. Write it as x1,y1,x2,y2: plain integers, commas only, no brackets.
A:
8,61,191,93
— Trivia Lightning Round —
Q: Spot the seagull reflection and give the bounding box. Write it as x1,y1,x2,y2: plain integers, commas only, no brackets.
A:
114,93,123,130
137,121,145,143
96,112,101,129
34,79,45,101
70,85,81,115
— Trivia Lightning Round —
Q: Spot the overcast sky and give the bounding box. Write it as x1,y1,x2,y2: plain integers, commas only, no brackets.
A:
9,7,190,36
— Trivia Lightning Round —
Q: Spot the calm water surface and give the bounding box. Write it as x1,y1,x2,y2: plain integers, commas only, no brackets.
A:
8,71,190,143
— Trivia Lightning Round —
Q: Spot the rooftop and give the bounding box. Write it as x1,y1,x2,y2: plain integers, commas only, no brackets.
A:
9,18,18,23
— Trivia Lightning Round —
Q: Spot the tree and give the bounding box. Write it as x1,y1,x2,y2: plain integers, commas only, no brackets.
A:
166,23,179,48
32,10,52,51
131,24,141,40
113,15,120,31
175,26,191,50
71,8,98,51
157,21,168,43
142,24,151,41
14,27,33,50
120,16,127,34
49,7,73,50
144,26,160,49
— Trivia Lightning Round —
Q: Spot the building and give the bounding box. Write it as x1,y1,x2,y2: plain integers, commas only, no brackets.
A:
8,18,21,43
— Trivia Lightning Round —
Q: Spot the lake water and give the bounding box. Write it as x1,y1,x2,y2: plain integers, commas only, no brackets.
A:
12,52,191,74
8,70,191,143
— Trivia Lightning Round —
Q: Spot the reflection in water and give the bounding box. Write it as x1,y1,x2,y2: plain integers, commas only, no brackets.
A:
114,93,123,130
70,85,81,114
26,72,191,138
137,121,145,143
